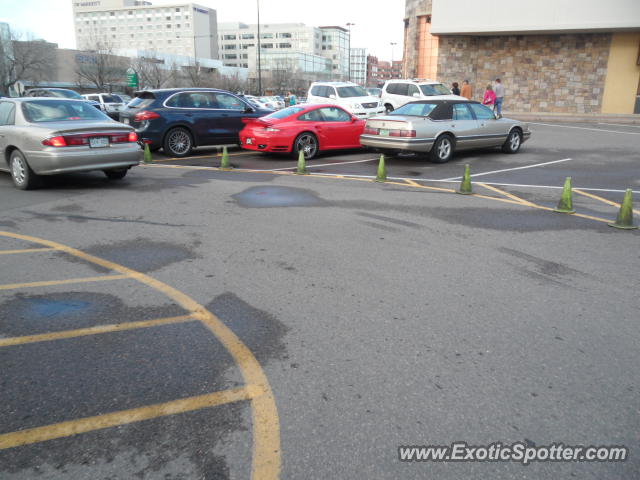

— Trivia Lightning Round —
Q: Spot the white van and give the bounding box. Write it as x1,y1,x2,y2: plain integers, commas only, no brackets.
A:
306,82,385,118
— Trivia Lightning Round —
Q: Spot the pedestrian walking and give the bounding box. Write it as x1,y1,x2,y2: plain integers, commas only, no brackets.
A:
288,91,297,106
460,79,472,100
493,78,505,118
482,84,496,107
451,82,460,96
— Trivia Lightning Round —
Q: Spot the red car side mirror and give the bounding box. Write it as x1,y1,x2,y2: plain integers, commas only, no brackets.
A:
351,116,357,123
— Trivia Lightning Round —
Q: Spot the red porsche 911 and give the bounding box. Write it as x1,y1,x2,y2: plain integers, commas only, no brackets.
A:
239,104,365,159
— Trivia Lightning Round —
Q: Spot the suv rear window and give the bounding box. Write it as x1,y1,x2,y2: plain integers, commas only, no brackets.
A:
22,100,108,123
50,89,84,100
127,92,156,109
101,95,119,103
419,84,451,96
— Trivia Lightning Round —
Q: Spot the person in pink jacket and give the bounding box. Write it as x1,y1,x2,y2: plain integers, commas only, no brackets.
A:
483,84,496,107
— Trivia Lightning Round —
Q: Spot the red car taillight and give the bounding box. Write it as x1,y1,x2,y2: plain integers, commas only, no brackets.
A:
389,129,416,138
128,132,138,142
42,136,67,147
363,126,378,135
133,110,161,122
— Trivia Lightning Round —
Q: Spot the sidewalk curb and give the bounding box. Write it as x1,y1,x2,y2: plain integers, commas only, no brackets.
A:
506,112,640,125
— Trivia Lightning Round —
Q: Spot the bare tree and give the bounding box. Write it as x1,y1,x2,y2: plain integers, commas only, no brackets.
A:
131,51,177,89
75,32,128,91
180,58,219,88
0,27,54,94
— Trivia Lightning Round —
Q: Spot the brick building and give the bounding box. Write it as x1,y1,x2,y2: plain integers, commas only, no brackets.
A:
403,0,640,114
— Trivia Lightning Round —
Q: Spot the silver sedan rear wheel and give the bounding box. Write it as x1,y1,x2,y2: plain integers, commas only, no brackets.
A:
10,150,38,190
429,135,454,163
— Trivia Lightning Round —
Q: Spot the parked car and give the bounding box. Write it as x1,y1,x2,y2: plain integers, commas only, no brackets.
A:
118,88,273,157
112,93,132,104
359,99,530,163
244,95,277,110
306,82,385,118
380,79,464,113
24,88,104,112
0,98,140,189
265,96,285,110
239,104,365,160
82,93,125,119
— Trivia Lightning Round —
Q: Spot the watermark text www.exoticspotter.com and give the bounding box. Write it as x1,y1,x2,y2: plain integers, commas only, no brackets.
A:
398,442,628,465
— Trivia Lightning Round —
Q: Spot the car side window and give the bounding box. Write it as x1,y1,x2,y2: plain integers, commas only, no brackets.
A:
299,108,325,121
468,103,496,120
214,92,244,110
319,107,350,122
386,83,397,95
310,85,323,97
0,102,15,125
166,92,194,108
327,87,337,98
407,84,420,97
453,103,473,121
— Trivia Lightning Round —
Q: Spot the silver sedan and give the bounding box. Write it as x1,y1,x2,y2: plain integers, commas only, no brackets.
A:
0,98,141,189
360,100,531,163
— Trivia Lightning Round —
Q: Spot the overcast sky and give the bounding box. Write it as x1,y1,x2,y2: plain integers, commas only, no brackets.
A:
0,0,405,60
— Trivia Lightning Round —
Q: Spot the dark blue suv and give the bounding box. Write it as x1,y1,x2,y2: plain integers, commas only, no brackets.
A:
119,88,273,157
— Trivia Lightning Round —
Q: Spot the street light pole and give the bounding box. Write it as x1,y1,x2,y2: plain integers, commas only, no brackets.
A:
257,0,262,95
390,42,397,79
346,22,354,82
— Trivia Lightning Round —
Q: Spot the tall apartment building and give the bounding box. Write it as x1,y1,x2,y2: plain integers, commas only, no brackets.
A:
71,0,219,60
350,48,367,85
218,22,350,81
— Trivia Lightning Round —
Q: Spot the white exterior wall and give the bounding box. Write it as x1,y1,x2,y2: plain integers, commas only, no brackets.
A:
73,1,217,60
217,23,322,68
431,0,640,35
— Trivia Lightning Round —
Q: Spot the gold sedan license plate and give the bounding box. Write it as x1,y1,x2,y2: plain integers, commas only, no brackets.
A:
89,137,109,148
379,129,389,136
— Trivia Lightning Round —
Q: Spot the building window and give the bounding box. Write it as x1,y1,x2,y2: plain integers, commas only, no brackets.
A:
278,43,291,49
224,54,237,59
223,44,237,50
260,33,273,39
223,34,237,40
241,33,254,39
176,7,180,12
278,32,292,38
261,43,273,49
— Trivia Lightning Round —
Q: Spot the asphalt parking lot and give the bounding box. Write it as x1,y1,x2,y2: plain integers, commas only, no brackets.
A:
0,121,639,479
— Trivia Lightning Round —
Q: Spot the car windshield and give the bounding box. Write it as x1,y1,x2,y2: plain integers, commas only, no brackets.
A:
50,89,84,99
258,97,271,103
264,106,305,120
419,84,451,96
337,86,368,98
391,102,438,117
22,100,109,123
367,88,381,97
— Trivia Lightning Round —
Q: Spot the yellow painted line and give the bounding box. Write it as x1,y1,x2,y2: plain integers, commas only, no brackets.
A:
154,151,255,162
574,188,640,215
386,180,455,193
477,182,537,206
0,247,57,255
0,231,280,479
0,274,130,291
470,193,534,206
404,179,422,187
0,314,195,348
0,384,264,450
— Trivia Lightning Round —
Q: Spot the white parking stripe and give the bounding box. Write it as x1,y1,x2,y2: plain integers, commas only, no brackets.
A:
531,122,640,135
598,123,640,129
439,158,573,181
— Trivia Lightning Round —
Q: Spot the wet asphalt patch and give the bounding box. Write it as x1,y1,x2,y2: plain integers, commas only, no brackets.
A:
232,186,326,209
0,291,188,338
0,322,241,432
81,239,198,273
208,293,289,366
